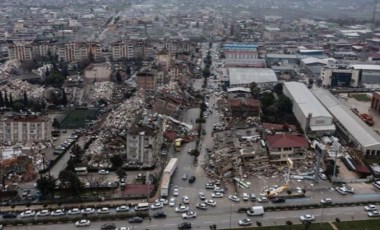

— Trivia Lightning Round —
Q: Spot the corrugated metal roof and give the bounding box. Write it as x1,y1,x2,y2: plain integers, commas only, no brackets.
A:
284,82,333,119
313,88,380,149
228,68,278,85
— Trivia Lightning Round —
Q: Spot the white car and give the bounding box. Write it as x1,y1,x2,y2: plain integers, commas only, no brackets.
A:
242,193,249,201
151,202,164,210
238,218,252,226
51,209,65,216
116,205,129,212
365,205,377,211
169,198,176,207
81,208,95,214
75,219,91,227
98,169,109,175
182,211,197,219
196,203,208,210
173,188,179,196
155,198,168,205
205,183,215,189
182,195,190,204
257,197,268,203
68,208,81,215
228,195,240,202
205,199,216,207
20,210,36,218
319,173,327,180
300,214,315,222
211,192,224,198
213,187,225,193
116,227,130,230
97,207,109,214
199,192,206,200
368,211,380,217
335,187,347,195
37,210,50,217
175,205,189,213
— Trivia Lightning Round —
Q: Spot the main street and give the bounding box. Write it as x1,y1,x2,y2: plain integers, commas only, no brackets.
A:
5,206,374,230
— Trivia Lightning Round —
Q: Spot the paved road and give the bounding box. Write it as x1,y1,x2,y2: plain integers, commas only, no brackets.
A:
5,206,376,230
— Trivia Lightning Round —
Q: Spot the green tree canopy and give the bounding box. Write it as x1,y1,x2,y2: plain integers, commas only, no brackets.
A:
36,175,56,199
58,170,82,197
110,155,124,169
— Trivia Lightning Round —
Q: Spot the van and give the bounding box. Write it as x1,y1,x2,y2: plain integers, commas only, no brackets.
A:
135,203,149,211
247,206,264,216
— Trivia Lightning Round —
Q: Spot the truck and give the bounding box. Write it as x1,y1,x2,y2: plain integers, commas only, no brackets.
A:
160,158,178,197
246,206,264,216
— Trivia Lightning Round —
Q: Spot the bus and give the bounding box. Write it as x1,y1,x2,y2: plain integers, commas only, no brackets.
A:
74,167,88,175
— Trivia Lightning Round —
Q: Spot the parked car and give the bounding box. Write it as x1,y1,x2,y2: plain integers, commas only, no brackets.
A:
199,192,206,200
335,187,347,195
205,183,215,189
368,211,380,217
169,198,176,207
98,169,109,175
213,187,224,193
271,197,285,203
300,214,315,223
256,197,268,203
101,223,117,230
37,210,50,217
75,219,91,227
2,213,17,219
98,207,110,214
155,198,168,205
116,205,129,212
182,174,188,180
319,173,327,180
128,216,143,223
320,198,333,205
182,195,190,204
189,176,196,183
153,211,166,218
250,193,256,201
178,222,192,230
182,211,197,219
175,205,190,213
238,218,252,226
173,188,179,196
20,210,36,218
242,193,249,201
81,208,95,215
365,205,378,211
51,209,65,216
228,195,240,202
211,192,224,198
205,199,216,207
196,203,208,210
151,202,164,210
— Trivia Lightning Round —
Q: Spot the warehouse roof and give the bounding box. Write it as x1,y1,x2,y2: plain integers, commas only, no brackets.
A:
312,88,380,149
284,82,332,119
266,54,298,59
228,68,278,85
351,64,380,71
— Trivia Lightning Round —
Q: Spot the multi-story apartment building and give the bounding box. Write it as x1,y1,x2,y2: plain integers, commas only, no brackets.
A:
126,112,163,165
8,41,33,61
0,115,51,144
136,70,157,92
110,39,148,60
57,42,102,62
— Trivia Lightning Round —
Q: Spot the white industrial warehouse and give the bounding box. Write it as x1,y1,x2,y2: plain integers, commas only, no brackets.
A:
226,68,278,89
283,82,336,136
313,88,380,156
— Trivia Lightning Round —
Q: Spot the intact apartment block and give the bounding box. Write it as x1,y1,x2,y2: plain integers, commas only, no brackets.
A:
0,115,52,145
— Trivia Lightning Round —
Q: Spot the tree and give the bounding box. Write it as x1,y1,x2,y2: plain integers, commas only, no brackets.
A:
202,68,210,78
115,167,127,180
260,93,275,108
116,71,122,83
12,101,24,112
0,91,3,107
23,91,29,107
4,91,8,107
71,144,83,162
52,118,60,129
58,170,82,197
36,175,56,199
110,155,124,169
273,83,283,95
126,66,131,76
9,93,13,107
287,190,292,195
61,89,68,107
276,95,292,114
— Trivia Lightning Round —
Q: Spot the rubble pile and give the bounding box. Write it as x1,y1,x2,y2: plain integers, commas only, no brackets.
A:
87,81,115,103
0,60,21,79
0,79,46,101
